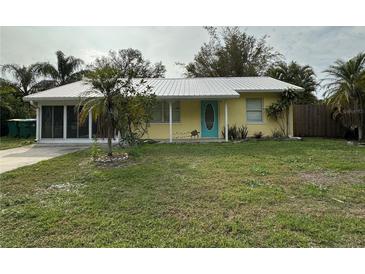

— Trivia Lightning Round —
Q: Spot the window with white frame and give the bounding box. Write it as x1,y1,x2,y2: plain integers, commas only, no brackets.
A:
246,98,263,123
151,101,180,123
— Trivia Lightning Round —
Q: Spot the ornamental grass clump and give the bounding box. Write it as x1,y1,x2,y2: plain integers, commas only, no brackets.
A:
221,124,248,140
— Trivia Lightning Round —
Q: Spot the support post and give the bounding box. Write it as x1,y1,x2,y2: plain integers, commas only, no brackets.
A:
169,101,173,143
63,105,67,139
88,109,92,139
225,101,228,142
39,104,42,140
35,107,40,141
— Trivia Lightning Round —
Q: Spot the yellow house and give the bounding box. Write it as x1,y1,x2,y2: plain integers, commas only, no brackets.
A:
24,77,303,143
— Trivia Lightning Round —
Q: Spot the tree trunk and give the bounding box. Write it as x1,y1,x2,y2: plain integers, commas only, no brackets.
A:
358,95,364,141
359,126,363,141
127,117,133,145
286,107,290,137
107,125,113,157
107,138,112,156
106,102,113,156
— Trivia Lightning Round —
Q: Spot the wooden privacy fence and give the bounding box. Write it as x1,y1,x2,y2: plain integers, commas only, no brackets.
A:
293,104,347,138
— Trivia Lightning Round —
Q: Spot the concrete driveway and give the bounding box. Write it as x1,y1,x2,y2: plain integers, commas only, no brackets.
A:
0,145,88,174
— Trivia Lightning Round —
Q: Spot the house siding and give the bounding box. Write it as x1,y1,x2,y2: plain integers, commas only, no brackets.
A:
145,92,293,139
145,100,201,139
219,93,293,137
33,92,294,143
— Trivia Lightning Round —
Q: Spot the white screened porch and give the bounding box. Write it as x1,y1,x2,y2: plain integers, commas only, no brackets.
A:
34,101,119,144
32,100,229,144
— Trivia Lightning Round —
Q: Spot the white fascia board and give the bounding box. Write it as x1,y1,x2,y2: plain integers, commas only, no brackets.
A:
156,95,240,100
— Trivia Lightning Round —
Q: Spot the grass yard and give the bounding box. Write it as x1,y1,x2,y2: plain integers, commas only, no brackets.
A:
0,137,34,150
0,139,364,247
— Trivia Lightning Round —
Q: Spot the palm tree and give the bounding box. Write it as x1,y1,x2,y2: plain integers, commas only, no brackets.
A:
267,61,318,104
38,50,85,87
266,88,298,136
78,66,122,156
0,64,45,96
324,52,365,141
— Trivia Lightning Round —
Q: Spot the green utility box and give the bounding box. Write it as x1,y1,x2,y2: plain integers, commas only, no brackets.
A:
7,119,36,138
7,120,19,137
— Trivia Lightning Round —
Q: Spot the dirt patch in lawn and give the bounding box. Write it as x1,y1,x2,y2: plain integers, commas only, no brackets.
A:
299,170,365,185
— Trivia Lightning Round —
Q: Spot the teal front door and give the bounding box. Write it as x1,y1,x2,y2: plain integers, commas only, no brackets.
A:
201,101,218,138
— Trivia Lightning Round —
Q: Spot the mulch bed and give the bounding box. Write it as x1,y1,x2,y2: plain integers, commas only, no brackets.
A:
93,152,129,167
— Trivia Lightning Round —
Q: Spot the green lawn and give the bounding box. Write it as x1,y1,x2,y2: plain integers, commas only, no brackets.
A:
0,136,34,150
0,139,364,247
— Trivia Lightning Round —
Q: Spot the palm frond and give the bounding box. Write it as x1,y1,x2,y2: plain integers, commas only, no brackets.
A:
323,52,365,137
1,64,43,96
55,50,85,85
35,62,59,80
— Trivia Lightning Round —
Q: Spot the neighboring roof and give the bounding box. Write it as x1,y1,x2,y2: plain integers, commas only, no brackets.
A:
24,77,304,101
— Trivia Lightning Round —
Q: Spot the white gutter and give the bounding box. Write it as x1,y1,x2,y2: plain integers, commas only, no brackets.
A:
24,94,241,102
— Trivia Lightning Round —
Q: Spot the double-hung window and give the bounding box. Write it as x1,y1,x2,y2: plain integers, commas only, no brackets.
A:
246,98,263,123
151,101,180,123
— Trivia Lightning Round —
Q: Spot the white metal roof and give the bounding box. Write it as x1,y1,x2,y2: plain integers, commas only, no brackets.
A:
24,77,304,101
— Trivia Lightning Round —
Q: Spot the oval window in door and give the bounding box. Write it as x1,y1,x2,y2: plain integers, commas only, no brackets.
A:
205,104,214,130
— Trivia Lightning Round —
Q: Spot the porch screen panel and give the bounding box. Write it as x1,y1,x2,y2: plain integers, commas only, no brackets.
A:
41,106,63,138
41,106,53,138
66,106,89,138
78,117,89,138
53,106,64,138
91,119,108,138
92,120,98,138
67,106,78,138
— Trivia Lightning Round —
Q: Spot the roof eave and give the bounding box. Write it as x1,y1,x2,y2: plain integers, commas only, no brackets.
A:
23,96,103,102
24,94,240,102
156,95,240,99
236,88,304,93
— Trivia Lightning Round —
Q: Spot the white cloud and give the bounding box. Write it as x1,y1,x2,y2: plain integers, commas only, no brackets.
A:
1,26,364,98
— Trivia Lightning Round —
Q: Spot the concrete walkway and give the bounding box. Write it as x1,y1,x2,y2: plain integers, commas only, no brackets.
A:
0,145,88,174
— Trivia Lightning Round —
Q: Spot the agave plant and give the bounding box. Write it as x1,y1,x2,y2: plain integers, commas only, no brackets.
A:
221,124,248,140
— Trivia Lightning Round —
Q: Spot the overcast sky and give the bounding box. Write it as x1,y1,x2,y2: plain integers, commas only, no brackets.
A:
1,26,364,97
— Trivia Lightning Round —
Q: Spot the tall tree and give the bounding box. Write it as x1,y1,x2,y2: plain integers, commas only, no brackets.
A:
79,66,122,156
113,80,156,145
0,85,33,135
184,27,281,77
37,50,85,86
266,61,318,104
0,64,45,96
324,52,365,141
92,48,166,78
0,64,44,132
79,65,156,156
